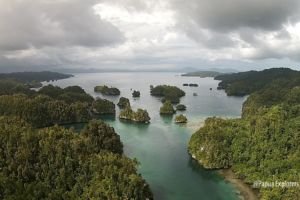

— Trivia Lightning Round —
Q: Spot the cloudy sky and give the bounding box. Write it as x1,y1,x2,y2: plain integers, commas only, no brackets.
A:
1,0,300,73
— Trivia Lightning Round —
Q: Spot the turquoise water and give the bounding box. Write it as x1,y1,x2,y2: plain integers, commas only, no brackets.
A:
49,72,246,200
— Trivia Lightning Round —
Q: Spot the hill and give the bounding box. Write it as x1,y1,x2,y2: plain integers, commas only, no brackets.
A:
182,71,224,78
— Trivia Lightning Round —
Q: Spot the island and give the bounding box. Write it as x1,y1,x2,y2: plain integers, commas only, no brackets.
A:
94,85,120,96
132,90,141,97
117,97,130,108
182,71,223,78
160,100,176,115
119,105,150,123
174,114,187,123
188,83,198,87
92,98,116,115
150,85,185,104
0,118,153,199
214,68,300,96
0,71,73,82
0,71,73,88
176,104,187,111
0,73,153,199
189,68,300,199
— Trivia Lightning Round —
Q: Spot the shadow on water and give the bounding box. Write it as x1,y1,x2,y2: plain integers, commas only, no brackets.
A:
159,115,173,124
187,156,222,182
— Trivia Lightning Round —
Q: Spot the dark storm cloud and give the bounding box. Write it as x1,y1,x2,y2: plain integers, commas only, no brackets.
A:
171,0,300,32
0,0,124,52
169,0,300,61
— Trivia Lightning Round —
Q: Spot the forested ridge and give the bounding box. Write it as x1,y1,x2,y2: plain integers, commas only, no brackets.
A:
0,77,153,199
189,68,300,199
215,68,300,96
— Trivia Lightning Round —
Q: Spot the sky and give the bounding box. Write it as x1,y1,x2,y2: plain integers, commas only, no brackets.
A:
0,0,300,73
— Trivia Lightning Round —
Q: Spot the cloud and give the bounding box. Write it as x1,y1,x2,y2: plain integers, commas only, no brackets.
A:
0,0,124,52
0,0,300,73
171,0,300,32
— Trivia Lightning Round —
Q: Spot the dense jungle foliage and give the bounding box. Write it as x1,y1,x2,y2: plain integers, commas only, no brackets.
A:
119,105,150,123
0,75,153,199
0,117,153,199
150,85,185,104
94,85,121,96
215,68,300,96
160,100,176,115
189,68,300,199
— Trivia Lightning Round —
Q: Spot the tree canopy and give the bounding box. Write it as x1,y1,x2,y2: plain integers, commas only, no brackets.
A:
94,85,120,96
189,68,300,199
0,117,153,199
150,85,185,104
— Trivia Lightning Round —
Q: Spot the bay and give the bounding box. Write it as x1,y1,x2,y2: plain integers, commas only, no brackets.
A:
48,72,247,200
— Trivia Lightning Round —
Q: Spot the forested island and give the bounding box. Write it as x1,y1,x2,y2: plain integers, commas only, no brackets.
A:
0,73,153,199
132,90,141,97
189,68,300,199
92,98,116,115
117,97,130,108
150,85,185,103
176,104,187,111
0,117,153,199
175,114,187,123
119,105,150,123
160,100,176,115
215,68,300,96
182,71,223,78
94,85,121,96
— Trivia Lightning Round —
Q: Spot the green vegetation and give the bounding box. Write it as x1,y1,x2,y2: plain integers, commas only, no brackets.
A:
182,71,223,78
150,85,185,104
117,97,130,108
160,100,176,115
0,94,91,128
215,68,300,96
132,90,141,97
0,71,73,86
175,114,187,123
39,85,94,103
119,106,150,123
176,104,187,111
0,80,34,95
94,85,120,96
0,117,153,199
189,68,300,199
92,98,116,115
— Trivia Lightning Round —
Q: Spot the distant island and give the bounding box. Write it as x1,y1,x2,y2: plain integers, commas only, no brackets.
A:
0,71,73,88
215,68,300,96
94,85,120,96
182,71,224,78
